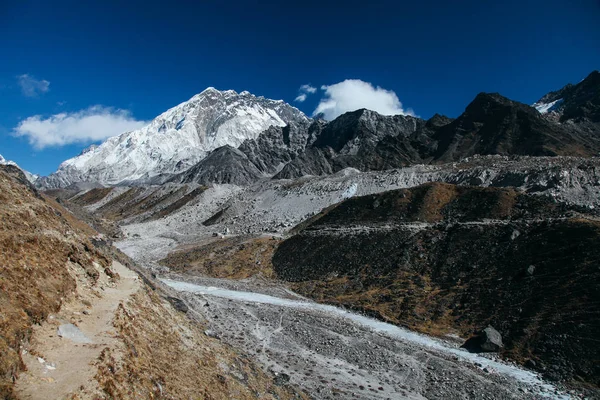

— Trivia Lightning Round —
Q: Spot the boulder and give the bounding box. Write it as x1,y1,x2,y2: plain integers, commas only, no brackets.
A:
204,330,219,339
461,325,503,353
166,296,188,313
273,372,290,386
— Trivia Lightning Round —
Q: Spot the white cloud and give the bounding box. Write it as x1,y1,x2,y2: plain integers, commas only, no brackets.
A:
14,106,147,149
294,83,317,102
313,79,415,120
17,74,50,97
300,84,316,94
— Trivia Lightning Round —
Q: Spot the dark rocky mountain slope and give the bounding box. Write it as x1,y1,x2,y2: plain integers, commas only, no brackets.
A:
430,92,600,162
171,145,265,186
272,182,600,388
275,110,427,179
270,71,600,181
535,70,600,123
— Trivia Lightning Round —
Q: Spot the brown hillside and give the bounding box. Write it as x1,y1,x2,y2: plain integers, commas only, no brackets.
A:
0,166,112,398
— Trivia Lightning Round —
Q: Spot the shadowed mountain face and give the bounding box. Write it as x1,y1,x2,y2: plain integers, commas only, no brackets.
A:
171,145,265,186
535,70,600,123
274,87,600,181
430,92,600,161
311,109,424,154
274,110,426,179
271,71,600,182
272,182,600,387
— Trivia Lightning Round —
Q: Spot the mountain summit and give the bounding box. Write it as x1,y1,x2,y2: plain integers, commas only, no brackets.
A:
533,70,600,122
0,154,39,183
39,89,308,188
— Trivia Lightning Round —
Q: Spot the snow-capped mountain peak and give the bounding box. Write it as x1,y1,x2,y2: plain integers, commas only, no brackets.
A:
0,154,39,183
532,70,599,120
40,88,309,188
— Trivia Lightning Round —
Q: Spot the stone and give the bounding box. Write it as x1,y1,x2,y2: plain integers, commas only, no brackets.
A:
166,296,188,313
461,326,503,353
273,372,290,386
57,323,93,344
525,359,537,369
204,330,219,339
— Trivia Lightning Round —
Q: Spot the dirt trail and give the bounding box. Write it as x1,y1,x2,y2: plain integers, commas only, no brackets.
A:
14,261,140,399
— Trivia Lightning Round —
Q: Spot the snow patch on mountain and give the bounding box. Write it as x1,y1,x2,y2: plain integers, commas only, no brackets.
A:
533,98,564,114
40,88,308,188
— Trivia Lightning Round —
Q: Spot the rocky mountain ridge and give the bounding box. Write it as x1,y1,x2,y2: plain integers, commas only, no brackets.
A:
39,70,600,189
183,70,600,184
533,70,600,123
0,153,39,183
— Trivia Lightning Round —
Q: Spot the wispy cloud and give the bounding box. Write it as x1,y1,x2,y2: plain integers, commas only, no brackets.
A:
300,84,316,94
14,106,147,149
17,74,50,97
313,79,415,120
294,83,317,102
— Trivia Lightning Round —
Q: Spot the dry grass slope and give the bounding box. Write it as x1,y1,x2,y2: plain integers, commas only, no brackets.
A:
161,236,279,279
2,167,309,399
95,287,307,400
0,166,111,398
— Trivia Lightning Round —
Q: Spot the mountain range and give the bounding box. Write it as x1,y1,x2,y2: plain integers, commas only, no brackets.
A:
38,71,600,188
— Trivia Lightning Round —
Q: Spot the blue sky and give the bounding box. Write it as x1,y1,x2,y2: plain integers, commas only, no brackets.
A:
1,0,599,176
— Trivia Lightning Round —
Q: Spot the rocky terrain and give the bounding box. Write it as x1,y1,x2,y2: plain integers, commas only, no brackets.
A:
272,182,600,387
0,164,308,399
94,156,599,244
159,274,572,400
47,154,598,397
